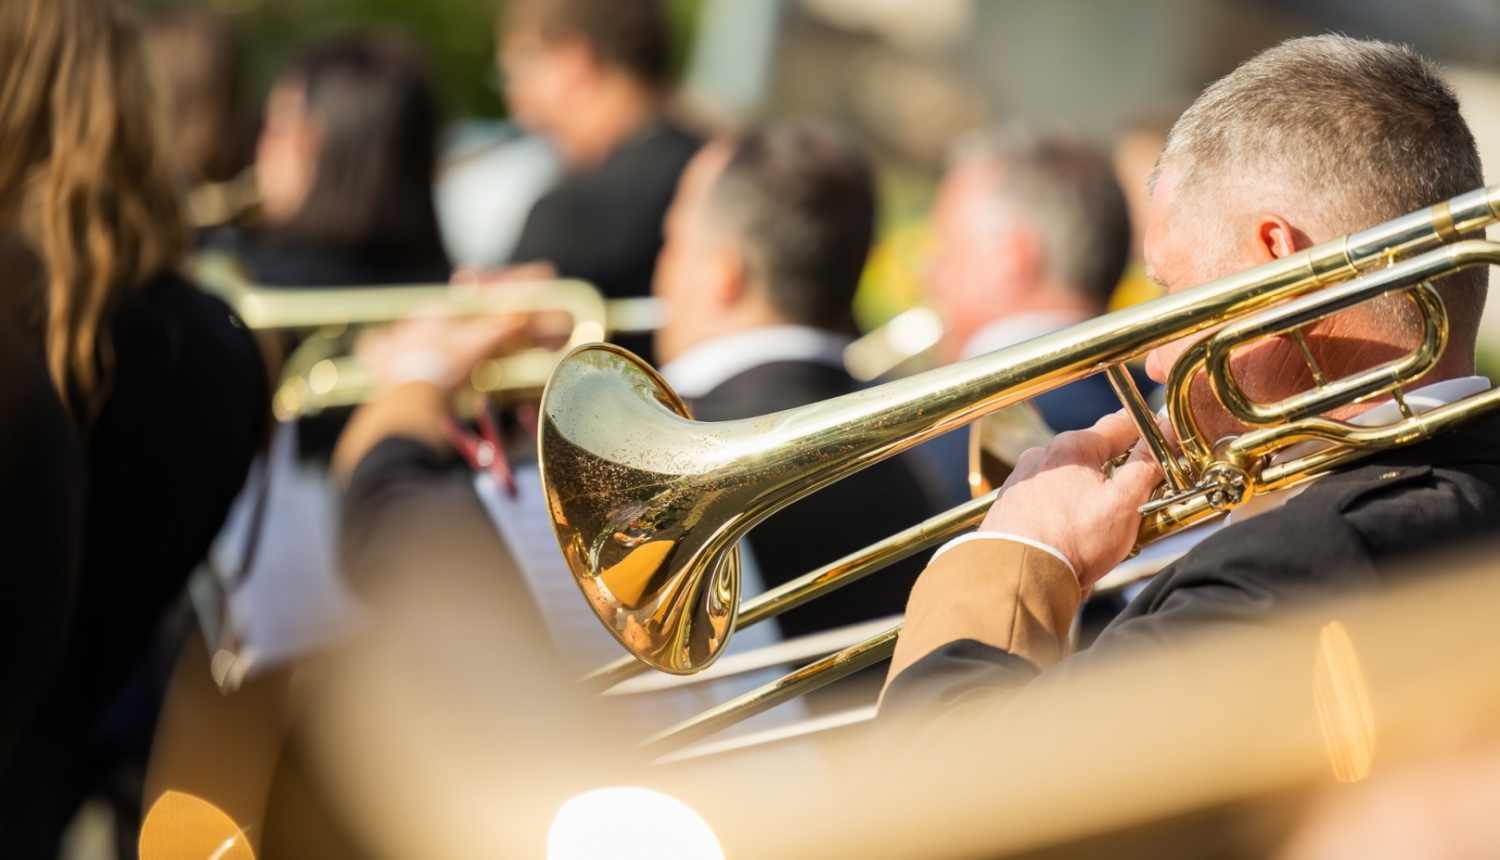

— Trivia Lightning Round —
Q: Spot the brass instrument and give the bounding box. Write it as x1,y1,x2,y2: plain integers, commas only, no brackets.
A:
541,185,1500,754
191,252,660,420
187,167,261,229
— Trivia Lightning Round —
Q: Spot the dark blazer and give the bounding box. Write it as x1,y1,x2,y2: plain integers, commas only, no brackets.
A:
880,411,1500,731
691,360,943,640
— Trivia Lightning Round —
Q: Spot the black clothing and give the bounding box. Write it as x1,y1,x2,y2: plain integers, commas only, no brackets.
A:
0,271,267,857
0,315,84,778
206,229,451,458
510,120,701,362
880,413,1500,733
212,230,452,287
691,360,942,640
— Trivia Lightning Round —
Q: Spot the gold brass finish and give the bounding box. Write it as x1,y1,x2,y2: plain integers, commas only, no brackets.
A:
545,186,1500,675
543,187,1500,751
580,490,996,692
966,404,1056,496
190,252,616,419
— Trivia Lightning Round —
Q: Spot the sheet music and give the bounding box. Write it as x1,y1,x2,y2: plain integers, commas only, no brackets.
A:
475,466,804,737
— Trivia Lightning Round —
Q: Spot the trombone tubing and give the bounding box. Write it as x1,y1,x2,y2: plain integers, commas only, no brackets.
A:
644,384,1500,757
639,238,1500,754
582,491,998,692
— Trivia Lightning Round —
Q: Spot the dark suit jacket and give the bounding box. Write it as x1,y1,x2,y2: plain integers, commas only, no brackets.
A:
691,360,943,640
880,411,1500,736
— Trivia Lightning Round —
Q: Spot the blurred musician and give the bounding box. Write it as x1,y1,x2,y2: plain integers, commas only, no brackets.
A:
653,122,941,644
0,0,268,853
925,129,1133,432
911,129,1135,512
492,0,702,360
142,9,251,200
880,37,1500,737
219,36,450,286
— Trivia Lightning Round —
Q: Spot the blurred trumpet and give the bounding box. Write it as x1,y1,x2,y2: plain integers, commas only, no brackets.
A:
191,252,663,420
186,167,261,229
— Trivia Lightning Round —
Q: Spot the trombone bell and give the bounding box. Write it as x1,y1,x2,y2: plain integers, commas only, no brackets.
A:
543,186,1500,682
540,345,744,674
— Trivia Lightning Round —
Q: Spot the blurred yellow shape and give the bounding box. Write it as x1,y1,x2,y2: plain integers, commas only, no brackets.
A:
140,791,254,860
1107,262,1168,313
1314,620,1376,783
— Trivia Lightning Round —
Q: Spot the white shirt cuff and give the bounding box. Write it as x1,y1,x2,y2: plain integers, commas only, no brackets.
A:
930,532,1078,581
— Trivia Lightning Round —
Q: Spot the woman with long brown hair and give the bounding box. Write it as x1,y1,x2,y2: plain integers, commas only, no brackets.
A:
0,0,267,853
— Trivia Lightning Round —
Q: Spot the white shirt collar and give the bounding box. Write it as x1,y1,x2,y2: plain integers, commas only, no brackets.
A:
1049,375,1490,597
657,325,853,399
959,311,1092,361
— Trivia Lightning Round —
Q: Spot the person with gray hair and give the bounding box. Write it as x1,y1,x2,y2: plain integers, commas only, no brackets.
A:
878,35,1500,738
925,127,1132,434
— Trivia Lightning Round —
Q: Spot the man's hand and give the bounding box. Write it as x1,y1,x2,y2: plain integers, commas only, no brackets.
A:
333,313,528,484
356,313,527,398
981,410,1163,589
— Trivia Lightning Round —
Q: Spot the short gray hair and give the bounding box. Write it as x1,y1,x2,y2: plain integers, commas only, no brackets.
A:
1157,35,1486,342
955,128,1130,309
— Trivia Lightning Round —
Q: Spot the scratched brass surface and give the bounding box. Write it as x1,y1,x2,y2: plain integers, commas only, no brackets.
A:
543,186,1500,684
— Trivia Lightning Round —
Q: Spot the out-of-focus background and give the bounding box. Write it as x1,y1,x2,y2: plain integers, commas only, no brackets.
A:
134,0,1500,347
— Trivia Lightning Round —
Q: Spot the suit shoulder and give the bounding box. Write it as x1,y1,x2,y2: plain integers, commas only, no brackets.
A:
693,361,852,419
1297,460,1500,561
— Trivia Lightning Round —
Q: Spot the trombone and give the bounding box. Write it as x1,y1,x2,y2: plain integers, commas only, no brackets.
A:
540,185,1500,755
191,252,664,420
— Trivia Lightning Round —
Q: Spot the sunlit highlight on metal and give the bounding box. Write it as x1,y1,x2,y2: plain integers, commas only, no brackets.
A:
542,186,1500,746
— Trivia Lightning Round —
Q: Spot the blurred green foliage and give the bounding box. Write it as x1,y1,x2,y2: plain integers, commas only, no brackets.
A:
133,0,702,121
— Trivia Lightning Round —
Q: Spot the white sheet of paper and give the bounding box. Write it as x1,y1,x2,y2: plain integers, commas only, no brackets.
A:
475,466,803,737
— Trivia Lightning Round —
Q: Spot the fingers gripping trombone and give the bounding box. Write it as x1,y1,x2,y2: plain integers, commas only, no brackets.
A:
541,186,1500,756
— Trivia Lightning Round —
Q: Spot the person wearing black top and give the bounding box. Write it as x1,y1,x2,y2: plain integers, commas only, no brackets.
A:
510,120,701,305
877,37,1500,752
219,36,451,287
0,290,84,785
0,1,267,854
495,0,702,361
652,122,941,642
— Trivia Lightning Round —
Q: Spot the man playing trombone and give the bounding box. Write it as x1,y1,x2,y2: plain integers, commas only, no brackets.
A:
880,35,1500,730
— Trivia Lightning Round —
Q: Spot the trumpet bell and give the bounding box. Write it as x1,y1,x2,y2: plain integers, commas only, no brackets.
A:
539,344,743,674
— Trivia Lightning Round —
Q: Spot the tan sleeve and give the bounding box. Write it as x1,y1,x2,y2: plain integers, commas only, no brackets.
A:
885,538,1082,691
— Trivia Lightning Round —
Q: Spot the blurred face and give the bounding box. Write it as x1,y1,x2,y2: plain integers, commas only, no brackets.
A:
256,79,322,224
924,160,1041,358
498,24,592,138
652,142,738,364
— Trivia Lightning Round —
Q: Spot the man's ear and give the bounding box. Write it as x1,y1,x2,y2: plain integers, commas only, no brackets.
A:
705,242,749,310
1254,214,1310,261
